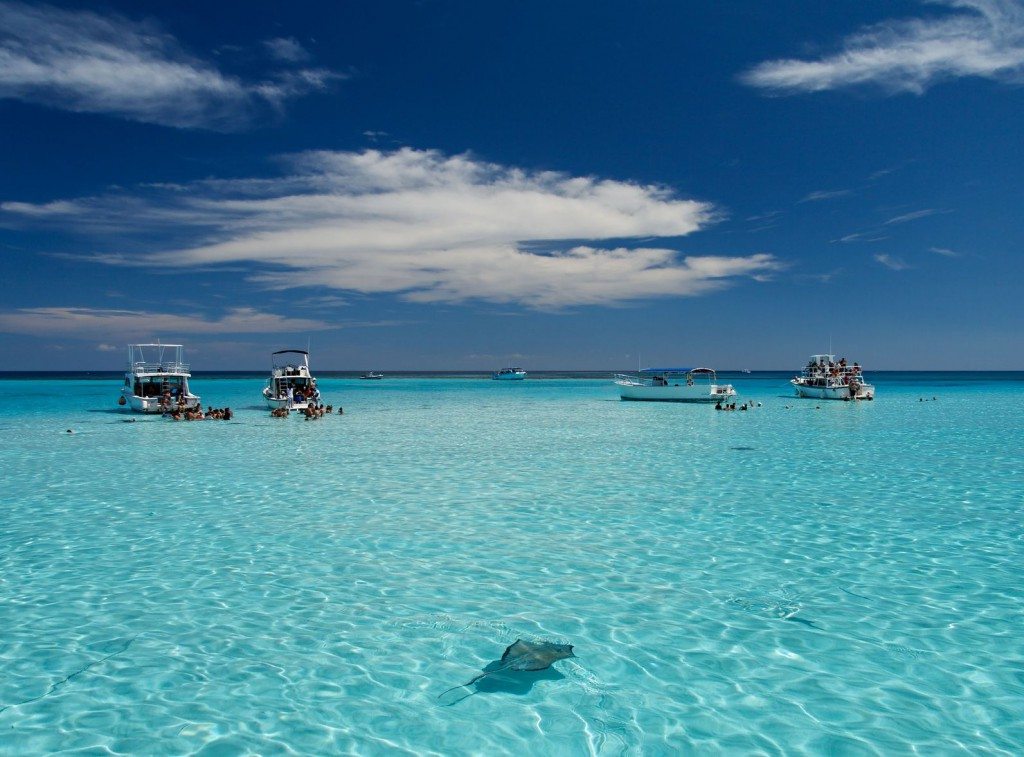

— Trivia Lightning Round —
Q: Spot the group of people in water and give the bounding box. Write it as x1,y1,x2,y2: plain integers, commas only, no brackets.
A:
715,401,761,411
167,405,233,421
270,404,341,419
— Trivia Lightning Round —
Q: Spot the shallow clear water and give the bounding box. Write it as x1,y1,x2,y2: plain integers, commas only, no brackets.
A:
2,373,1023,754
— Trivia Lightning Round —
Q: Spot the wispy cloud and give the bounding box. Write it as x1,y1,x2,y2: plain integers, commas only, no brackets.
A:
832,231,889,243
929,246,960,256
797,268,844,284
745,210,782,222
741,0,1024,95
800,189,852,202
874,253,912,270
0,1,341,129
3,148,783,309
0,307,332,338
263,37,310,63
884,208,942,224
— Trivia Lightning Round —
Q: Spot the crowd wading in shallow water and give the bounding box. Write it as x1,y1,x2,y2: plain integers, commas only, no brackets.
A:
165,406,233,421
270,404,341,419
715,401,761,411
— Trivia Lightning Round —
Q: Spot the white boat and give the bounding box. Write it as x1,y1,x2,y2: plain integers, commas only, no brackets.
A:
492,367,527,380
119,343,200,413
360,371,384,380
791,354,874,400
615,367,736,403
263,349,321,411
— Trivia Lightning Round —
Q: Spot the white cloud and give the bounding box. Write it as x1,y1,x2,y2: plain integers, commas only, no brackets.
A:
800,189,853,202
874,253,912,270
832,232,889,243
929,246,960,256
0,307,332,338
96,343,119,351
3,148,782,309
0,1,340,129
745,210,782,222
885,208,942,224
263,37,310,63
741,0,1024,94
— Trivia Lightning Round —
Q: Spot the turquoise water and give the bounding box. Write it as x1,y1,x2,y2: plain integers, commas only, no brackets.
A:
2,373,1023,754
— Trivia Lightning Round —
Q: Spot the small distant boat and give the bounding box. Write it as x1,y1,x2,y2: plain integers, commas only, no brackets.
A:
263,349,321,411
120,343,200,413
360,371,384,380
492,367,527,380
741,369,752,374
791,354,874,401
615,367,736,403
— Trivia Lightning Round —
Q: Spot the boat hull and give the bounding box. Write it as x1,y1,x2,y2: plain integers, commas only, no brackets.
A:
492,373,527,380
792,382,875,400
122,390,200,414
618,384,735,403
263,390,314,411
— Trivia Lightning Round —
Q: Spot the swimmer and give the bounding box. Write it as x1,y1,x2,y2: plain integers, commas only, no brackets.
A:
65,429,74,434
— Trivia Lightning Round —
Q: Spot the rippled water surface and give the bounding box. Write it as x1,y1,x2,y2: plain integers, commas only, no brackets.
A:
2,373,1023,754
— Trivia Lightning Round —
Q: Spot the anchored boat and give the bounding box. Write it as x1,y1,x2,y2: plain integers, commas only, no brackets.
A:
120,343,200,413
492,367,527,380
791,354,874,400
615,367,736,403
263,350,321,411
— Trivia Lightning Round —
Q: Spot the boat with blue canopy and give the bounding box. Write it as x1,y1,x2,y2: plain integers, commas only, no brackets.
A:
614,367,736,403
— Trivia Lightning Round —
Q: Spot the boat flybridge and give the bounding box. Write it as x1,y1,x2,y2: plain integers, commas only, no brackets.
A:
791,354,874,401
492,367,527,380
615,367,736,403
120,343,200,413
263,350,321,411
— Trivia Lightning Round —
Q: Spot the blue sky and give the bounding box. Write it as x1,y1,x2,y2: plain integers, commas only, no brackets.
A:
1,0,1022,370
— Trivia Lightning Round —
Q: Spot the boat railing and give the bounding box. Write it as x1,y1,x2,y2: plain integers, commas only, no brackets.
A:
130,361,190,373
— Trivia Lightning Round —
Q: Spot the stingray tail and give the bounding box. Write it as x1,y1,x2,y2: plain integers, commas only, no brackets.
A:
437,671,490,699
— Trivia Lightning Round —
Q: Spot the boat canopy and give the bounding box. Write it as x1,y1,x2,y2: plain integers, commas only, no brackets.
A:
272,349,308,356
640,367,715,374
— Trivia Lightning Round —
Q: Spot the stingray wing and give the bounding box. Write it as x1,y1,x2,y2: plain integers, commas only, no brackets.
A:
500,640,572,671
500,639,531,666
500,639,549,671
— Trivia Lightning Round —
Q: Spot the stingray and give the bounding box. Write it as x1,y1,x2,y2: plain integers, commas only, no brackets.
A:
438,639,574,702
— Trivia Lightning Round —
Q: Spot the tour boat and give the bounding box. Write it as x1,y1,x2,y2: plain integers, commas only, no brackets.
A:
492,367,527,380
360,371,384,380
614,367,736,403
791,354,874,400
263,349,321,411
120,343,200,413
